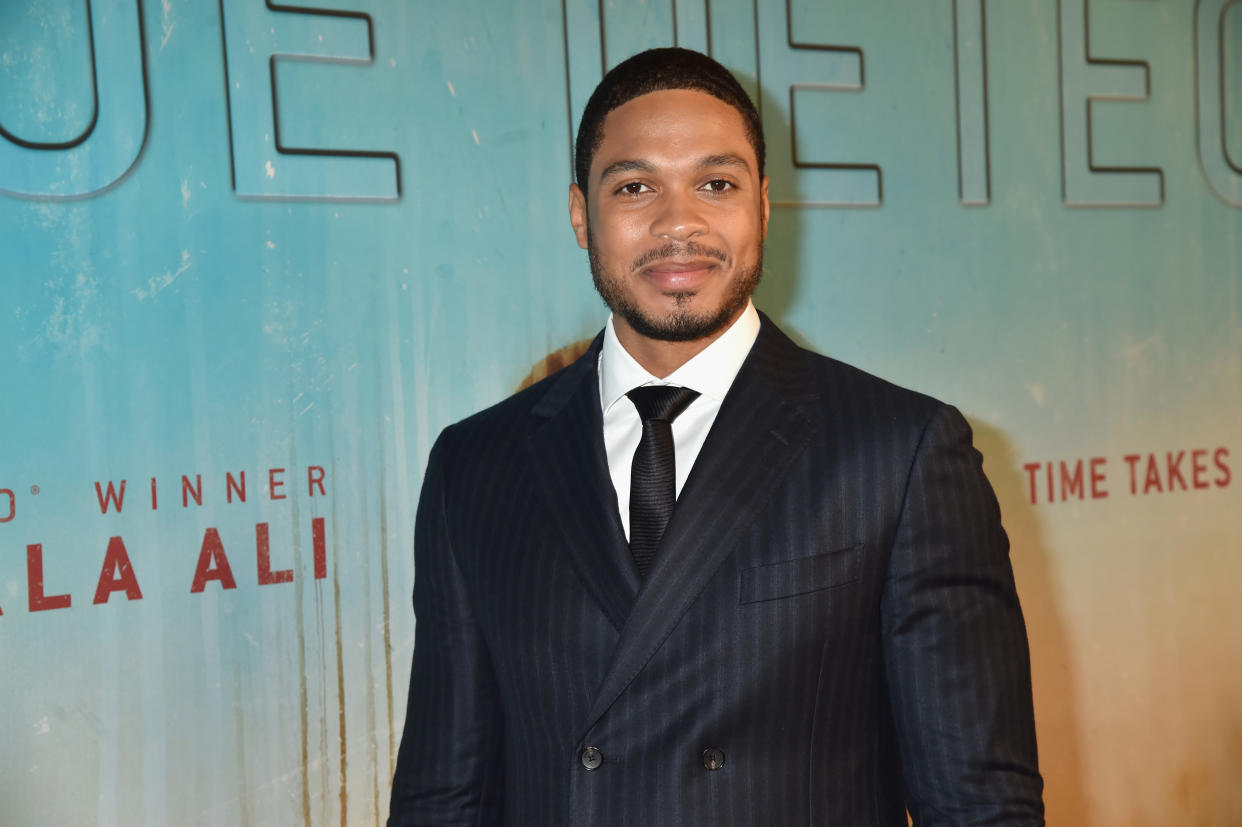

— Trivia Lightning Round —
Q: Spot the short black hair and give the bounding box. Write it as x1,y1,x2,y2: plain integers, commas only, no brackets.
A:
574,47,765,195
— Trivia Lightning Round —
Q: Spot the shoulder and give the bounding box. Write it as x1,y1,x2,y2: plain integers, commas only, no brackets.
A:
757,315,948,433
752,315,981,480
761,320,987,516
433,334,601,461
811,348,976,463
810,350,962,464
810,348,940,409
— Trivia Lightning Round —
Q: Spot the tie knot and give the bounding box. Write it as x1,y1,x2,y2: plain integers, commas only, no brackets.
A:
626,385,700,423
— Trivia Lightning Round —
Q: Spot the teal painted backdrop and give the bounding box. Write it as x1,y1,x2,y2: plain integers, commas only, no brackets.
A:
2,1,1240,824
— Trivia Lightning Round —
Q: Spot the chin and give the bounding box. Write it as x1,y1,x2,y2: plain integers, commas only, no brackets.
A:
621,300,743,343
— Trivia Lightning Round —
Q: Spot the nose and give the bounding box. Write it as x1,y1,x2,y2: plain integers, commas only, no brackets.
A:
649,189,708,241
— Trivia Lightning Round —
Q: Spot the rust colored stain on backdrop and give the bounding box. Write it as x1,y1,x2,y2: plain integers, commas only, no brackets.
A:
519,340,595,391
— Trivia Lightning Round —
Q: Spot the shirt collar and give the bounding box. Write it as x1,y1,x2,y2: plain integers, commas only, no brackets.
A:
599,300,761,414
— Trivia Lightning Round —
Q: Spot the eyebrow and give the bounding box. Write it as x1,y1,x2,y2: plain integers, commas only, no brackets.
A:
597,159,655,183
696,153,751,172
596,153,753,185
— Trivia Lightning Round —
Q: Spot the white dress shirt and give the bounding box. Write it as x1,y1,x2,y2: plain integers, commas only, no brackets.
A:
598,301,761,541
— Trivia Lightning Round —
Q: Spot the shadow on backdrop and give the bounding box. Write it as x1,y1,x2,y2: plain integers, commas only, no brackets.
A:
751,92,802,334
972,420,1088,825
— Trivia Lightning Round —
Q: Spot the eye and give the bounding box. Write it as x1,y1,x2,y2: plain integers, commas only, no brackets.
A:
616,181,652,196
702,179,735,193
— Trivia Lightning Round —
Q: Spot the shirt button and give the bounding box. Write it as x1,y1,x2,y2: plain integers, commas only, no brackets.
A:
580,746,603,770
702,747,725,771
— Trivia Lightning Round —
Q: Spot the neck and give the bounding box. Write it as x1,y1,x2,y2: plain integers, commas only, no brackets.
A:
614,306,746,378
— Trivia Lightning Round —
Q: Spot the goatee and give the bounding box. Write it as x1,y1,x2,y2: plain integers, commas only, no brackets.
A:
587,230,763,343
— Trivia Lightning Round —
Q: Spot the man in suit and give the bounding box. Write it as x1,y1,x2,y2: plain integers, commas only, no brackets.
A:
390,48,1044,825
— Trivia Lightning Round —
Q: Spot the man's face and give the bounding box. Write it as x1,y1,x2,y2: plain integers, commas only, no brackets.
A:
569,89,770,344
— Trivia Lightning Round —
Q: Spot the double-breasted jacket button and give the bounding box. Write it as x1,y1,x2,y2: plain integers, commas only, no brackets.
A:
702,747,726,771
580,746,603,770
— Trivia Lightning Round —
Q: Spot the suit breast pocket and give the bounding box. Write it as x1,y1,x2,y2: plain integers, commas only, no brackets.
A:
738,543,863,604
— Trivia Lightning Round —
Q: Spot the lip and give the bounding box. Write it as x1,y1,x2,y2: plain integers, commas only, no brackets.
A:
639,258,720,290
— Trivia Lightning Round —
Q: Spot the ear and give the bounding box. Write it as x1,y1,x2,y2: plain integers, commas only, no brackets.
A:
568,183,589,250
759,175,771,240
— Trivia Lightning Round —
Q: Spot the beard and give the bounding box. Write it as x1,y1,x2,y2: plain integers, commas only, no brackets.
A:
587,228,764,343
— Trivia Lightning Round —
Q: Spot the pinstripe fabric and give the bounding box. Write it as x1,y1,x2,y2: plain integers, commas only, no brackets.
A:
389,314,1044,826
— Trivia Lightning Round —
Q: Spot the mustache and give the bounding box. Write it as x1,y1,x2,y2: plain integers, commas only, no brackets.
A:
632,242,728,271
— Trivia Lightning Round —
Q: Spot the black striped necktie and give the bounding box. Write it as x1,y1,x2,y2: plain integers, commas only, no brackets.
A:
626,385,701,578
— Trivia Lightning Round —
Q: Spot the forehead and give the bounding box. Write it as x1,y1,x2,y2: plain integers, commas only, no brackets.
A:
591,89,756,178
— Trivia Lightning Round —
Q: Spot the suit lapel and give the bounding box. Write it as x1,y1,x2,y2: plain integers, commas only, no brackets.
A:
527,335,639,633
581,315,819,734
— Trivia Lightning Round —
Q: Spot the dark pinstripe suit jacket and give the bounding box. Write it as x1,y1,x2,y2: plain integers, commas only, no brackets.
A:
390,314,1044,826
